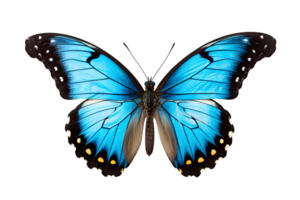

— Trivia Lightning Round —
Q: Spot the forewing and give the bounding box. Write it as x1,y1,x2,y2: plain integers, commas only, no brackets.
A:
156,32,276,100
26,33,144,100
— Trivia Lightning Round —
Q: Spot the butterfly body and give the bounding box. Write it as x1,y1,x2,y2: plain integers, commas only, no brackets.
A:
145,111,155,156
143,80,159,155
26,32,276,177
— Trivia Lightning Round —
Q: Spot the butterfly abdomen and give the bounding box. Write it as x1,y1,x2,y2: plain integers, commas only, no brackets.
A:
146,110,154,156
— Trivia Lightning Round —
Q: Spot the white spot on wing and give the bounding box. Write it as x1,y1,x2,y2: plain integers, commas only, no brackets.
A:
66,116,70,124
71,143,76,150
98,168,102,172
225,144,229,151
38,36,42,40
229,118,232,125
215,157,224,164
200,167,210,173
229,131,233,138
260,35,264,39
67,130,71,137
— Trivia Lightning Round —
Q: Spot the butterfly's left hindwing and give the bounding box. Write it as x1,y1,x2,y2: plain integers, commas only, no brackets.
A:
66,99,145,177
155,99,233,177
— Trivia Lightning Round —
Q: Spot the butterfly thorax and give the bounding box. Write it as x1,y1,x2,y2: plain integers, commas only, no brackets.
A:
143,81,160,111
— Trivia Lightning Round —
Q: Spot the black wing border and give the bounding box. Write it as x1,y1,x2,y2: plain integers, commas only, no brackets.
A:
156,32,276,93
26,33,144,93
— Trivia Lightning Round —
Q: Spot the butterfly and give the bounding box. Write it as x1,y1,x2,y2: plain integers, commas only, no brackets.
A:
25,32,276,177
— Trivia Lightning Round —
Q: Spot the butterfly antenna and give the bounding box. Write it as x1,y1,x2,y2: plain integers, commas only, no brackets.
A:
121,42,148,79
152,42,177,79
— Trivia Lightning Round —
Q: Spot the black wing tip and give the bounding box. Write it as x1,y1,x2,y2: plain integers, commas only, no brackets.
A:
26,34,75,99
25,33,144,93
23,36,35,59
158,31,278,94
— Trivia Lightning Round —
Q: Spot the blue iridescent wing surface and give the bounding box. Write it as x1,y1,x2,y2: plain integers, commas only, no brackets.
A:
156,32,276,100
26,33,146,176
154,32,276,176
155,99,233,177
26,33,144,100
66,99,146,177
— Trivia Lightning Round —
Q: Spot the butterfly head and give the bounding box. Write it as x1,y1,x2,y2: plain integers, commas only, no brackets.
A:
143,76,157,91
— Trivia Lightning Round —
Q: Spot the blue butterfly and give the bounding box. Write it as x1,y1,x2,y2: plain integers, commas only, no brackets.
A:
25,32,276,177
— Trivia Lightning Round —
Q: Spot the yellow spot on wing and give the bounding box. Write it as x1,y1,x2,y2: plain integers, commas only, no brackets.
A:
178,168,182,174
198,157,204,163
225,144,229,151
229,131,233,138
186,160,192,165
98,157,104,163
120,168,124,173
77,138,81,144
110,160,116,165
211,149,217,156
86,148,92,155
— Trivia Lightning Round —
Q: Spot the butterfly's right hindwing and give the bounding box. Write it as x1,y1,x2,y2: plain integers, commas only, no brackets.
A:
155,99,233,177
